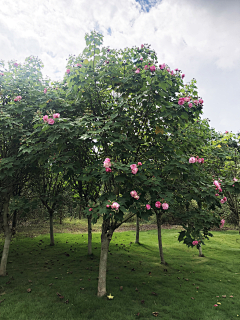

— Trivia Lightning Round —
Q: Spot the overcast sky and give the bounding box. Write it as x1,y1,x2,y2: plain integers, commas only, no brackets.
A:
1,0,240,133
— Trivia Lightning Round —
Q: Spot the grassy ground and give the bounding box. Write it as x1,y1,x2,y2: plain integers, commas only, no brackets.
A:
0,223,240,319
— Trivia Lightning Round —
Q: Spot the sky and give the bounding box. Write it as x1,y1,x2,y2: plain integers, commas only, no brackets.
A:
0,0,240,133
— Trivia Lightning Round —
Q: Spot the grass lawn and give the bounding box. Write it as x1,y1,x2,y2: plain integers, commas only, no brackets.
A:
0,226,240,319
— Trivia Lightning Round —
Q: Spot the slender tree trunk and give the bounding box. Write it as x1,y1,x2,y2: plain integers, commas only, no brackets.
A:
0,199,12,276
156,212,166,265
88,214,92,255
79,205,82,220
135,215,140,244
11,209,17,235
49,211,54,246
59,210,62,225
198,245,204,257
97,219,113,297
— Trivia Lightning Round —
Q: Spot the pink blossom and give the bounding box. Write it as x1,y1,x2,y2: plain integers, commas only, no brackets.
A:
214,304,218,307
182,74,185,79
76,63,82,67
47,118,54,125
198,158,202,163
162,203,169,210
135,68,140,74
14,63,18,67
175,68,179,71
232,185,235,187
130,164,137,170
171,70,174,75
193,100,199,105
44,88,47,94
0,72,4,76
130,190,138,198
66,69,70,74
225,131,229,134
14,96,22,102
213,180,220,189
146,204,151,210
105,168,112,173
215,194,219,196
200,158,204,163
106,204,110,208
159,63,166,69
178,98,185,105
220,219,225,228
219,188,222,192
188,103,193,108
223,196,227,201
43,115,48,122
166,68,170,72
192,240,199,246
220,199,225,204
189,157,196,163
184,97,190,102
53,113,60,118
144,65,148,70
111,202,120,210
150,66,156,72
141,44,144,48
89,208,92,211
140,57,143,61
131,167,138,174
138,162,142,166
233,177,238,182
198,99,203,104
104,158,111,168
135,195,140,200
155,201,161,208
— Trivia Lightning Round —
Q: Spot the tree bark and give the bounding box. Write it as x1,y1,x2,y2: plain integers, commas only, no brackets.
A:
97,219,113,297
0,199,12,276
198,245,204,257
49,211,54,246
11,209,17,235
156,212,166,265
135,215,140,244
88,214,92,255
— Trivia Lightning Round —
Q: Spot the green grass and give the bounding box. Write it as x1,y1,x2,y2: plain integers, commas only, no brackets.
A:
0,228,240,320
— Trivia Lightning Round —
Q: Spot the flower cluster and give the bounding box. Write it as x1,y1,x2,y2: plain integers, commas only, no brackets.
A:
14,96,22,102
189,156,204,164
213,180,227,204
130,162,142,174
66,69,70,74
233,177,238,182
146,202,169,210
0,72,4,76
220,197,227,204
44,88,47,94
130,190,139,200
192,240,199,246
43,113,60,125
178,97,203,108
220,219,225,228
111,202,120,210
103,158,112,172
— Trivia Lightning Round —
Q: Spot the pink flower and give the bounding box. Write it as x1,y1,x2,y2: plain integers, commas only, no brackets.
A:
53,113,60,118
159,63,166,69
130,190,138,198
135,68,140,74
155,201,161,208
104,158,111,168
189,157,196,163
223,197,227,201
198,158,202,163
14,96,22,102
140,57,143,61
232,185,235,187
171,70,174,75
76,63,82,67
162,203,169,210
178,98,185,105
106,204,110,208
146,204,151,210
0,72,4,76
89,208,92,212
213,180,220,189
66,69,70,74
175,68,179,71
215,194,219,196
184,97,190,102
14,63,18,67
193,100,199,105
144,65,148,70
225,131,229,134
219,188,222,192
132,167,138,174
150,66,156,72
166,68,170,72
44,88,47,94
198,99,203,104
141,44,144,48
233,177,238,182
220,199,225,204
47,118,55,125
220,219,225,228
214,304,218,307
111,202,120,210
188,103,193,108
192,240,199,246
135,195,140,200
200,158,204,163
105,168,112,173
138,162,142,166
130,164,137,170
182,74,185,79
43,115,48,122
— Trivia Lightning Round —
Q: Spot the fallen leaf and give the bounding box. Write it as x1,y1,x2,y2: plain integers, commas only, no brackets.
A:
65,299,69,304
216,296,219,297
56,292,62,296
230,295,233,298
28,280,32,283
6,281,11,285
222,295,226,298
196,286,199,290
107,293,114,300
120,286,123,291
191,297,195,300
214,304,218,307
152,292,157,296
27,288,31,293
217,302,221,305
135,288,139,292
152,311,159,317
49,283,53,286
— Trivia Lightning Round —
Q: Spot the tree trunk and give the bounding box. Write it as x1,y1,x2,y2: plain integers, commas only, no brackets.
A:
198,244,204,257
97,219,113,297
156,212,166,265
135,215,140,244
79,205,82,220
11,209,17,235
88,214,92,255
49,211,54,246
0,199,12,276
